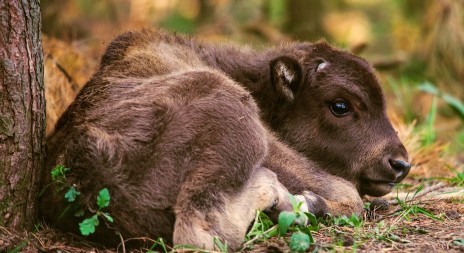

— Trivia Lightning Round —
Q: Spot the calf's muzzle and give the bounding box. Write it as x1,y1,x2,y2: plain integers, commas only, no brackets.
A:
389,158,411,182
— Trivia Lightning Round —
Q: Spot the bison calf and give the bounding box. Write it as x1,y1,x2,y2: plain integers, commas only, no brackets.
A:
40,29,410,250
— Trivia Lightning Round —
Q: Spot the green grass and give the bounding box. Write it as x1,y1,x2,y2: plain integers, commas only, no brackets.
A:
418,82,464,119
7,241,28,253
436,167,464,187
393,186,443,222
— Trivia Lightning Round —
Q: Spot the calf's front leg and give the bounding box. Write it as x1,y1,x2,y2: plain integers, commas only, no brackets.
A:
264,136,364,217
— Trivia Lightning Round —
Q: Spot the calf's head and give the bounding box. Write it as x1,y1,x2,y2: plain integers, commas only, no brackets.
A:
267,42,410,197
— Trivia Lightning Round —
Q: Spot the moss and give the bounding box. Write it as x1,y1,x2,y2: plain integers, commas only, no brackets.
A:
0,115,14,137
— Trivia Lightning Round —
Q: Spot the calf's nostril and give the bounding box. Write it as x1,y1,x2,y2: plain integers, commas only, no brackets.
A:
389,159,411,173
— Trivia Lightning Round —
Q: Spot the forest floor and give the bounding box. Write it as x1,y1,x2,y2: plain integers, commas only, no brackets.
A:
247,179,464,253
1,177,463,253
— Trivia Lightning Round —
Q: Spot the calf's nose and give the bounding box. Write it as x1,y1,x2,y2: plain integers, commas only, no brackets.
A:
389,159,411,181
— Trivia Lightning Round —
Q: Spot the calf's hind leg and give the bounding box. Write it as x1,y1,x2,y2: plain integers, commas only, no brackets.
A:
174,166,293,250
165,71,291,250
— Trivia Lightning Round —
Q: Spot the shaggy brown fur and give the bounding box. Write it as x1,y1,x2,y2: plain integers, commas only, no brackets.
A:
40,29,410,250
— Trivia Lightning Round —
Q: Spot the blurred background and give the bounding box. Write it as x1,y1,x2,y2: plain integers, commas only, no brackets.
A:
41,0,463,178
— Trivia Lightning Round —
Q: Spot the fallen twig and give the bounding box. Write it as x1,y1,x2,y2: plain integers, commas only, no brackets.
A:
388,182,447,205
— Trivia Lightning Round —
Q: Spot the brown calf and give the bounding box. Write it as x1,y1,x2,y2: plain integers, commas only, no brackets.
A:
40,29,410,250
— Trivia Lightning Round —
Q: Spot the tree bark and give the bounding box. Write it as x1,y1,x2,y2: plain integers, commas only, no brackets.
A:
0,0,45,230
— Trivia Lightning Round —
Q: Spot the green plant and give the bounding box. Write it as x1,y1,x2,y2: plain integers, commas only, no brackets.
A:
146,238,169,253
366,187,444,246
48,165,82,220
7,241,27,253
171,239,229,253
213,237,228,252
64,186,80,202
243,195,318,252
244,194,319,252
453,238,464,246
171,237,229,253
394,186,442,221
49,165,114,236
277,194,315,252
278,195,308,233
442,167,464,187
50,165,70,183
45,165,78,199
371,220,410,244
422,96,438,146
244,211,278,244
79,188,113,236
372,220,390,241
49,165,82,204
288,230,311,252
418,82,464,119
325,214,363,229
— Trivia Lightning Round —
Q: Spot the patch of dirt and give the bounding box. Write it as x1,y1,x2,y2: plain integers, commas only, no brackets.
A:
0,225,114,253
348,200,463,253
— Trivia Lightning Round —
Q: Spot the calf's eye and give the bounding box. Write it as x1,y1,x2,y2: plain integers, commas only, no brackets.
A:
330,99,350,117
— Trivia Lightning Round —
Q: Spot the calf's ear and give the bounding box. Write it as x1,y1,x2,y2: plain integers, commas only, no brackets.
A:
270,56,303,102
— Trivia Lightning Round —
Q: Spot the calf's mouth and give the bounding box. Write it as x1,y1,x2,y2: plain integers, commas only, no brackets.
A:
360,157,412,197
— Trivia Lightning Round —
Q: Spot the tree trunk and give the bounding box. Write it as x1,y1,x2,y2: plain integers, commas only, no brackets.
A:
0,0,45,230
